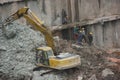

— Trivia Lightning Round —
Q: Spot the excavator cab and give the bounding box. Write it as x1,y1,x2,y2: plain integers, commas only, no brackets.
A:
36,47,54,66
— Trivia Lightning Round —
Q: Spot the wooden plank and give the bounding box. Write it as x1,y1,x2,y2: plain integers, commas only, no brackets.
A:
0,0,22,4
51,15,120,31
0,0,36,4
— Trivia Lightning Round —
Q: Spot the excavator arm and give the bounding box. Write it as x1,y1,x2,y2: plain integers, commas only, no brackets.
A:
2,7,55,52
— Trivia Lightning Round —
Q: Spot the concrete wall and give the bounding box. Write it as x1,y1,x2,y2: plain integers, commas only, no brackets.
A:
87,20,120,49
1,0,120,26
75,0,120,21
0,0,21,4
0,0,54,26
0,0,68,26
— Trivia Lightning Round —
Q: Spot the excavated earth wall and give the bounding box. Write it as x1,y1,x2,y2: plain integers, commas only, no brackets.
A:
0,0,118,49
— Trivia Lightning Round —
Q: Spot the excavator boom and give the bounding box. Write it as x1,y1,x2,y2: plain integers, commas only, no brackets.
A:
2,7,55,52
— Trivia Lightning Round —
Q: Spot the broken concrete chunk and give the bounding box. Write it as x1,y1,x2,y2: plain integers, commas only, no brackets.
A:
5,30,16,39
102,68,114,77
3,23,17,39
0,46,6,51
71,44,84,50
78,75,83,80
88,74,97,80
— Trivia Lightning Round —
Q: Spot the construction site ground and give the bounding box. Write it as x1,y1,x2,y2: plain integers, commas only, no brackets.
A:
56,40,120,80
0,22,120,80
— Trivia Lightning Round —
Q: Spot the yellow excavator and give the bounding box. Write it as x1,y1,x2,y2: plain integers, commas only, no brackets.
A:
2,7,81,70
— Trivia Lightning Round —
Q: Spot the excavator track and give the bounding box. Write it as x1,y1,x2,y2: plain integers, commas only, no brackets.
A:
33,66,79,76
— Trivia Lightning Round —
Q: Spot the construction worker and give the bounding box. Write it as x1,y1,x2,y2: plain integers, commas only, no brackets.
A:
73,26,79,41
81,27,87,43
81,28,85,35
88,32,93,46
62,9,68,24
77,30,84,45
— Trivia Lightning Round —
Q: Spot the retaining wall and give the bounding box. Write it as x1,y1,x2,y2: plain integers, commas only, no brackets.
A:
0,0,120,48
